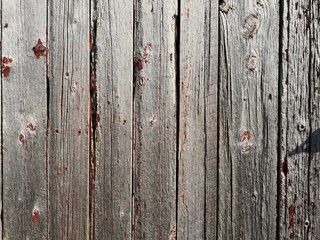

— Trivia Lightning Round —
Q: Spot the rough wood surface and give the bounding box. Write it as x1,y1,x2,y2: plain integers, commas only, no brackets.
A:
47,0,90,239
2,0,48,239
280,1,319,239
92,1,133,239
218,1,279,239
133,1,177,239
178,1,218,239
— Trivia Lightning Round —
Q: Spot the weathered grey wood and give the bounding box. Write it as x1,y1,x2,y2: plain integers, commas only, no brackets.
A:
0,1,2,238
218,1,279,239
133,1,177,239
92,1,133,239
309,2,320,237
280,1,319,238
2,0,48,239
178,1,218,239
47,0,90,238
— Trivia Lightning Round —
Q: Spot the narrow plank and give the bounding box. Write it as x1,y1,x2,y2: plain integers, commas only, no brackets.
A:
0,0,3,238
280,1,319,238
309,2,320,238
2,0,48,238
178,1,218,239
47,0,90,238
92,1,133,239
133,1,177,239
218,1,279,239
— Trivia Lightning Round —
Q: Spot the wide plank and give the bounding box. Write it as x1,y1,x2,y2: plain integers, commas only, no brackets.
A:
178,1,219,239
92,1,133,239
218,1,279,239
280,1,319,238
133,0,178,238
47,0,90,238
2,0,48,238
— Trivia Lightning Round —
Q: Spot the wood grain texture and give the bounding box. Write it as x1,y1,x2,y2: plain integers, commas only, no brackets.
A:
0,1,2,238
92,1,133,239
47,0,90,239
178,1,218,239
280,1,319,238
218,1,279,239
2,0,48,239
133,0,177,239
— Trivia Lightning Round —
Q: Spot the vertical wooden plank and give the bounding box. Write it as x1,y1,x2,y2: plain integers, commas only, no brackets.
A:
2,0,48,239
0,1,2,238
309,2,320,237
280,0,319,238
178,1,218,239
47,0,90,238
218,1,279,239
133,1,177,239
92,1,133,239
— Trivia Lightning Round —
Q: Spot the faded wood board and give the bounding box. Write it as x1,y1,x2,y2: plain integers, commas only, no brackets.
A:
2,0,48,239
309,2,320,238
0,1,2,238
280,1,319,238
178,1,218,239
218,1,279,239
47,0,90,238
133,0,177,239
92,1,133,239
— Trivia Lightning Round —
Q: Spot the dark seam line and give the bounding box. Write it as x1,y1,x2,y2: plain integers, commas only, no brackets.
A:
89,0,98,239
46,0,50,239
307,1,313,238
175,0,181,238
276,0,284,239
131,1,136,239
216,2,221,240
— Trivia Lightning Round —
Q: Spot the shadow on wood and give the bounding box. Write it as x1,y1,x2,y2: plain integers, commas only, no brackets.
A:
288,128,320,156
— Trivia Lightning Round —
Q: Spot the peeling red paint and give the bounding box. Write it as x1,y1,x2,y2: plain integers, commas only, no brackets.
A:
27,123,36,132
2,57,13,78
78,129,82,136
33,39,48,59
289,204,296,228
134,59,144,71
19,134,25,143
243,13,259,39
280,157,289,175
32,210,40,223
170,53,173,62
242,131,251,141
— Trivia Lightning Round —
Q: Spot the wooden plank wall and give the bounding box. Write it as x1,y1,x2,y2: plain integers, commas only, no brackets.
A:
0,0,319,239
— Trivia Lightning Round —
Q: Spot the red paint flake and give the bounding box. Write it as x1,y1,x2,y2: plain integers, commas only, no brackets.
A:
123,119,127,125
90,32,93,50
280,158,289,175
27,123,36,131
2,57,13,78
32,39,48,59
77,129,81,136
32,210,40,223
19,134,25,143
2,57,13,64
96,114,100,123
289,204,296,228
170,53,173,62
134,59,144,71
242,131,251,141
